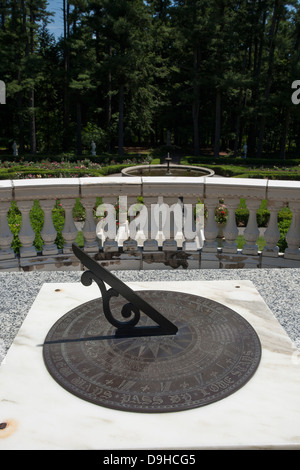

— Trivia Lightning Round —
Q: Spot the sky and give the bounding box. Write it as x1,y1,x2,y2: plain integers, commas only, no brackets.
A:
45,1,299,40
46,0,64,39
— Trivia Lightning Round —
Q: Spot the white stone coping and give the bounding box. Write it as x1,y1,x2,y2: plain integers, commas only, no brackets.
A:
0,176,298,203
0,180,13,201
13,178,81,200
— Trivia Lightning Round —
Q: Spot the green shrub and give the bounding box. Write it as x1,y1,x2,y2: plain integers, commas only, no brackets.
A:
7,197,104,253
234,199,293,251
277,207,292,252
181,155,300,167
234,199,270,227
235,199,249,226
234,171,300,181
7,201,22,254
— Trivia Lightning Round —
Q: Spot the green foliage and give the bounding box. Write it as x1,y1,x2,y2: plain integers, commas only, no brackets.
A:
234,199,270,227
82,123,108,153
7,198,87,253
180,156,300,181
235,235,266,252
1,1,300,157
7,202,22,254
277,206,293,252
0,158,146,179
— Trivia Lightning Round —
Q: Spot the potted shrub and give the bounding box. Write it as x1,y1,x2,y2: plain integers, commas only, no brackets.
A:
215,199,228,238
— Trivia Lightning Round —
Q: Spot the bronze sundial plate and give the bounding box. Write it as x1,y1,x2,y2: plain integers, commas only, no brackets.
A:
43,291,261,413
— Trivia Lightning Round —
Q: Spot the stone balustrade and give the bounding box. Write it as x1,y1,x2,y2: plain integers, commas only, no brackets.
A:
0,176,299,271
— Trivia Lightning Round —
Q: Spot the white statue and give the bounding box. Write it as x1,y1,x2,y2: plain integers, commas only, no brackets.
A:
0,80,5,104
91,141,96,156
12,141,18,157
243,143,247,158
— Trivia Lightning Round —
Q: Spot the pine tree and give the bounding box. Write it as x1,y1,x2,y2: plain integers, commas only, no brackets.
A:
101,0,154,156
0,0,50,154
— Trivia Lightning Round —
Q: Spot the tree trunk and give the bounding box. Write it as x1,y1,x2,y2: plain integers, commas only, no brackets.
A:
29,89,36,154
192,48,200,156
247,5,267,157
279,108,290,159
214,89,221,158
63,0,70,151
118,84,124,157
29,4,36,154
1,1,6,30
17,68,24,153
233,113,241,158
234,50,247,157
192,101,200,156
107,46,112,152
256,0,280,158
76,99,82,156
296,123,300,155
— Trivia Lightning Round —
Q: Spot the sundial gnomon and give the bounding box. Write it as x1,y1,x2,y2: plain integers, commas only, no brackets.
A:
43,244,261,413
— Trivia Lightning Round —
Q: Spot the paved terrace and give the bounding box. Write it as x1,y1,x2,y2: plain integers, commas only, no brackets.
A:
1,267,300,363
0,175,299,362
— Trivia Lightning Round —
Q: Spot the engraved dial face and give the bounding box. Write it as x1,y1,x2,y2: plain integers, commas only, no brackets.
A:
43,291,261,413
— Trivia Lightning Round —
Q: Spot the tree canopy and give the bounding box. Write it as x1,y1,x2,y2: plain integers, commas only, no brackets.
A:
0,0,299,158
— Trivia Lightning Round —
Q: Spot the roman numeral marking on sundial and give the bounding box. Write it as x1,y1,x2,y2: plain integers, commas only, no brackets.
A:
118,380,136,391
160,381,172,392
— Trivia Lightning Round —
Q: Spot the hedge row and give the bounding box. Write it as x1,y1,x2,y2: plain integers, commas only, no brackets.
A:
188,164,300,181
182,155,300,167
0,164,131,180
1,162,299,181
233,171,300,180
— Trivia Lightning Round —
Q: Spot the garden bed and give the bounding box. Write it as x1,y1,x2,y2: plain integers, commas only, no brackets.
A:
181,156,300,181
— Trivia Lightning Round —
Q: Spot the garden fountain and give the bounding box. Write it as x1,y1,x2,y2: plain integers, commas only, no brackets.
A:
121,153,214,177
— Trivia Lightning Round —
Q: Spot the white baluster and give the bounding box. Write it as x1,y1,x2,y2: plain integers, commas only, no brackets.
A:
81,198,98,253
18,200,37,257
242,199,260,255
262,200,281,257
61,198,78,254
203,198,218,252
0,202,14,259
284,202,300,260
117,195,129,246
173,197,184,248
40,200,58,255
97,197,118,252
182,198,197,251
142,197,158,251
152,196,167,245
128,200,147,246
222,199,239,253
162,197,183,251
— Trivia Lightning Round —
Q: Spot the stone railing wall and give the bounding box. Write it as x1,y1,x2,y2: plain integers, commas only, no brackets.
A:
0,176,299,271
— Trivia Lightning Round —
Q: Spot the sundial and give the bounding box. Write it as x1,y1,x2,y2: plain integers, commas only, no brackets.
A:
43,244,261,413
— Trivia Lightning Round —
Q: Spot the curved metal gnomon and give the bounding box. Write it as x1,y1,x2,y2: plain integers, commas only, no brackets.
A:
80,270,141,330
73,244,178,338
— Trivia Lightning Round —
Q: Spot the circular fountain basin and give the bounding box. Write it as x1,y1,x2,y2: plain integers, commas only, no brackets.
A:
121,164,214,177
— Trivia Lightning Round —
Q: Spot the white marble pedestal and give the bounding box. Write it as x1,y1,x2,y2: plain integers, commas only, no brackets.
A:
1,280,300,450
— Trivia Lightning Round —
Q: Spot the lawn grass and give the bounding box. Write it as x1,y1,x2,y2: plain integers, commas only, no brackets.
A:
236,235,266,251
